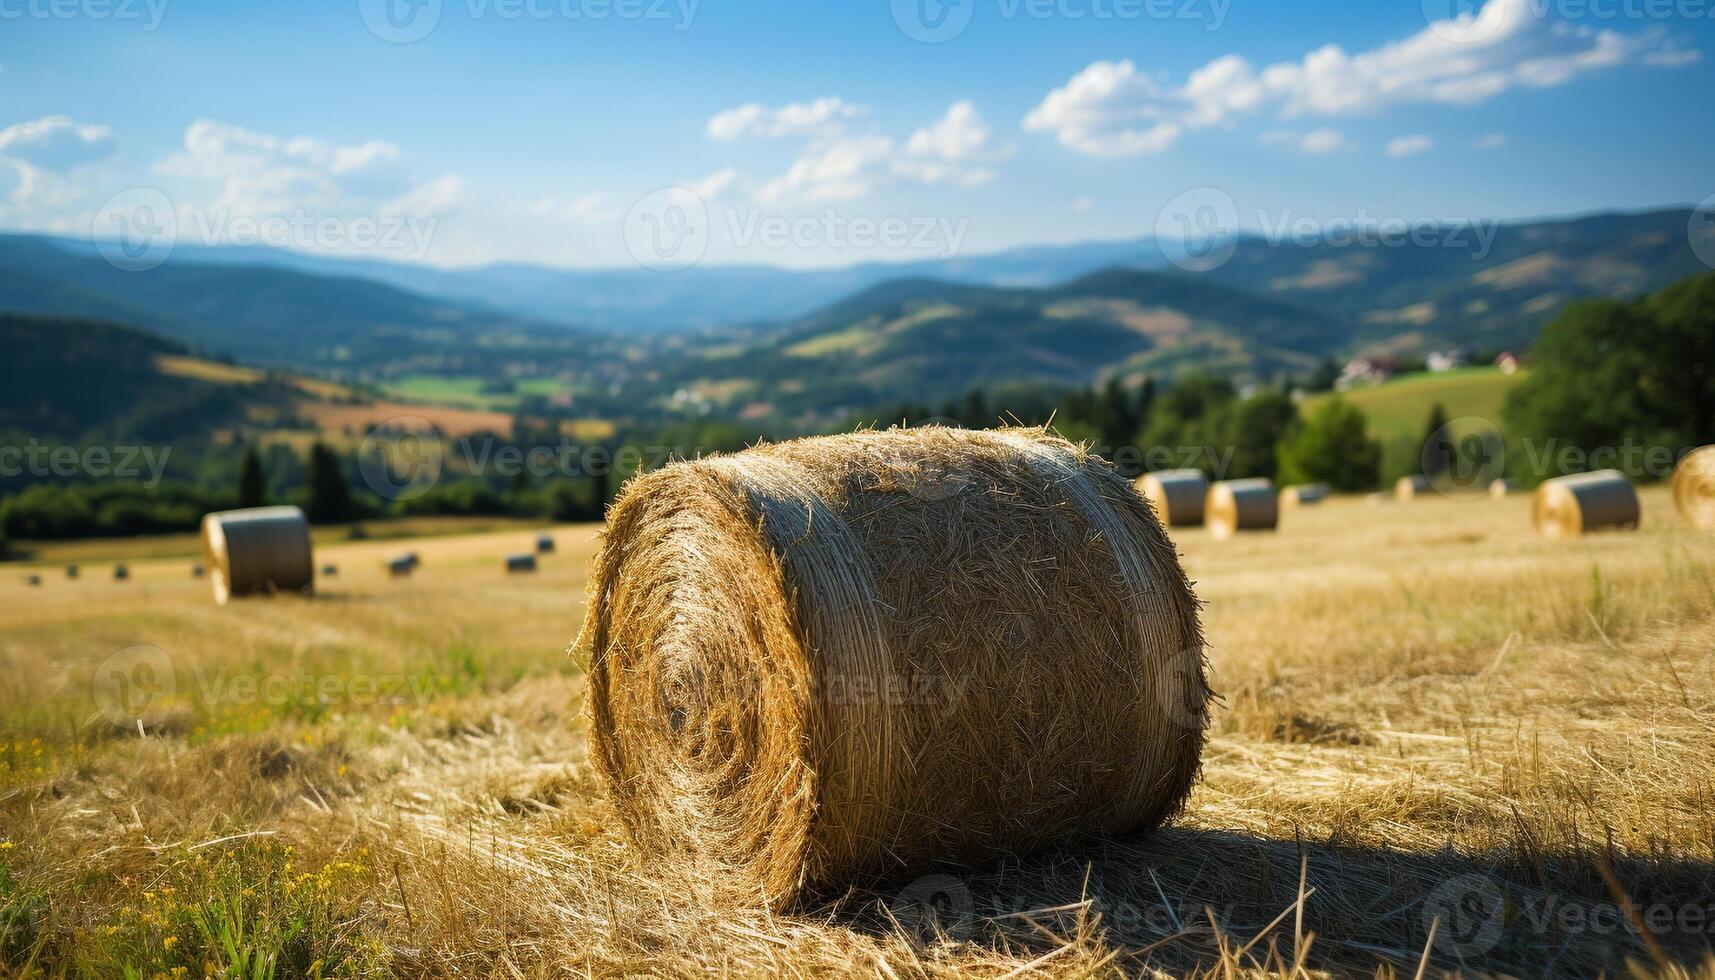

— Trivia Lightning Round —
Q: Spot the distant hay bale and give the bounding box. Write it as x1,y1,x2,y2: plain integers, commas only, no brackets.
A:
402,552,422,569
387,556,415,578
1280,483,1329,507
1672,446,1715,531
320,564,339,577
536,534,556,554
1489,478,1520,498
1135,469,1208,527
1206,479,1279,540
113,565,129,581
1533,470,1641,538
200,506,314,605
577,426,1208,905
65,565,78,579
26,575,41,587
1395,474,1434,501
191,563,205,578
506,554,538,574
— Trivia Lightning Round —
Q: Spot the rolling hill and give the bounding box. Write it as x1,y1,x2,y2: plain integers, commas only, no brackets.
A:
1201,207,1710,354
655,268,1339,427
0,235,623,379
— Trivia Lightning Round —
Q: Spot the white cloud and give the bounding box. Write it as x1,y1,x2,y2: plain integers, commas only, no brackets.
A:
1300,128,1352,154
905,101,991,161
706,97,868,141
1475,132,1508,149
1260,128,1352,154
530,192,610,225
1387,134,1434,157
1022,60,1183,157
748,102,1004,205
159,119,418,214
689,167,738,201
755,135,892,205
1023,0,1692,158
382,174,465,216
0,115,116,171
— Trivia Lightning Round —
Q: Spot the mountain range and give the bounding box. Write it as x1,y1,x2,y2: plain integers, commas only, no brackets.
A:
0,206,1708,429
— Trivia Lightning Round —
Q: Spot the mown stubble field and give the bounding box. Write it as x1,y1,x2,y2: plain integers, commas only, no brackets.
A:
1,487,1712,977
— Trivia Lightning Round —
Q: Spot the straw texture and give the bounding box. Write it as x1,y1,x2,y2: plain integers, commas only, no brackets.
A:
576,426,1208,906
1136,469,1209,527
200,506,315,605
1533,470,1641,538
1206,479,1279,540
1395,474,1433,501
1672,446,1715,531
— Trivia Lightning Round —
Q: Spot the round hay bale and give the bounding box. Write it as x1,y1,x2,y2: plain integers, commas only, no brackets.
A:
1135,469,1208,527
506,554,538,574
577,427,1208,905
536,534,556,554
1672,446,1715,531
1280,483,1329,507
113,564,129,582
65,565,78,579
1206,478,1279,540
1395,474,1434,501
1489,478,1520,498
200,506,314,606
1533,470,1641,538
320,564,340,577
191,563,205,578
387,556,415,578
26,575,41,587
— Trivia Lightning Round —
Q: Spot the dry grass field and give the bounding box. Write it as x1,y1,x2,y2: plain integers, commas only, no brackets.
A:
2,487,1712,977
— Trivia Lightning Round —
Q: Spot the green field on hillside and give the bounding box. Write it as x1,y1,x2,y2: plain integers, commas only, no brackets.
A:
1303,366,1525,442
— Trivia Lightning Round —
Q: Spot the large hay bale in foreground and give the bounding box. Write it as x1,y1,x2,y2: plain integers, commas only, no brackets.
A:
201,506,314,605
577,427,1208,905
1533,470,1640,537
1673,446,1715,531
1206,478,1279,539
1135,469,1208,527
1396,474,1434,501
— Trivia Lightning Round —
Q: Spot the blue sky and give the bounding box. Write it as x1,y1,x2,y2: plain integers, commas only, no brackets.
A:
0,0,1710,268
